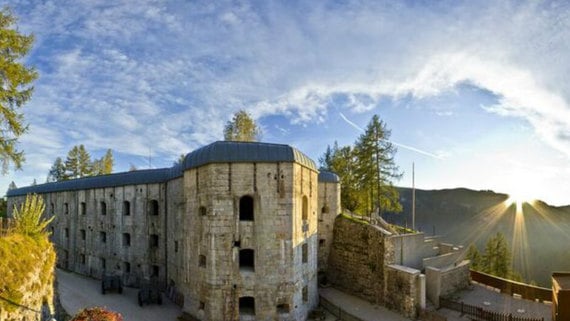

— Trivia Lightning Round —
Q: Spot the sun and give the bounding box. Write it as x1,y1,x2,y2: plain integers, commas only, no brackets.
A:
505,190,536,212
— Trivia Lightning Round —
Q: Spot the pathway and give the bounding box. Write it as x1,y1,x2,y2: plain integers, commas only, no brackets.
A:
57,269,181,321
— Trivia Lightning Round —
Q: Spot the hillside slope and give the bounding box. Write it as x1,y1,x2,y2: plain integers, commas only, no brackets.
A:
384,188,570,287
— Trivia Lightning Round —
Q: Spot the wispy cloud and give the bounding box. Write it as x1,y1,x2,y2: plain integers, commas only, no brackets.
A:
4,1,570,195
339,112,443,159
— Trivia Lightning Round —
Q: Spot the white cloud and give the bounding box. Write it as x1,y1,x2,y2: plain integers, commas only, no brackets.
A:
4,0,570,194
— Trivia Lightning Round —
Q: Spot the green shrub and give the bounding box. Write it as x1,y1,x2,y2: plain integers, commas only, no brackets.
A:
12,194,53,237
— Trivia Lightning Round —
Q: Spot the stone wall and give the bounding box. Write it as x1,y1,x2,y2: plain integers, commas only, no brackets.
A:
317,180,341,276
425,260,470,307
384,264,420,319
182,162,319,321
327,215,386,305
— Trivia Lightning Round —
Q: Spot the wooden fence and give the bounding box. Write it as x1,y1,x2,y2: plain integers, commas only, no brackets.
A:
470,270,552,302
440,297,544,321
0,217,15,236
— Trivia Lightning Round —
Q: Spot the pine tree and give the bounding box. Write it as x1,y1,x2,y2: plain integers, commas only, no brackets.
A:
65,146,80,179
466,243,482,271
0,8,38,173
320,142,360,212
482,232,511,278
223,110,261,142
47,157,67,182
77,145,92,177
353,115,402,216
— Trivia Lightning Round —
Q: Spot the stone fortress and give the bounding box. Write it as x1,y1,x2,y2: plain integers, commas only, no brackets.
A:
7,140,469,320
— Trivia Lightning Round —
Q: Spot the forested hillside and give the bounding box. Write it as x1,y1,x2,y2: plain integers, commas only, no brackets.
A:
384,188,570,287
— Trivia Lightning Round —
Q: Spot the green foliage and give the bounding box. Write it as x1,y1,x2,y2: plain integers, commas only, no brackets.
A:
12,194,53,237
320,143,360,211
71,307,123,321
0,197,6,218
65,145,92,179
47,157,66,182
0,232,55,313
320,115,402,215
223,110,261,142
48,146,114,181
0,7,38,173
92,149,113,176
482,232,511,278
466,243,482,271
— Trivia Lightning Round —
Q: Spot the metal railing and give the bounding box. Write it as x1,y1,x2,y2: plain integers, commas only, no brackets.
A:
440,297,545,321
470,270,552,302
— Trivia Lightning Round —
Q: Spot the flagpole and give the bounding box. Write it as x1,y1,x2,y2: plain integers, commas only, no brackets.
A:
412,162,416,231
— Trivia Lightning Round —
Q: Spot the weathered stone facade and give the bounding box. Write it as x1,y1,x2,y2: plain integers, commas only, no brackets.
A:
327,214,468,319
7,141,341,321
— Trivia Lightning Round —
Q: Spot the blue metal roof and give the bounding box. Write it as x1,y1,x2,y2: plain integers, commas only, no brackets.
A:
7,141,319,197
6,167,183,197
318,171,340,183
183,141,317,171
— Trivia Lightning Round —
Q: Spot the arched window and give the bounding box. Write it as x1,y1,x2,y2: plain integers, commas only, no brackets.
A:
239,196,254,221
302,196,308,221
239,296,255,316
149,200,159,216
239,249,255,272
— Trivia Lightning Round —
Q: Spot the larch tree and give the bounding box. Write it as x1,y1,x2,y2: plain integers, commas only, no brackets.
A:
223,110,261,142
353,115,402,216
0,8,38,173
466,243,482,271
65,145,93,179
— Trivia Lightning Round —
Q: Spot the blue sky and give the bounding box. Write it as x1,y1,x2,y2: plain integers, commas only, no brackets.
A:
5,0,570,205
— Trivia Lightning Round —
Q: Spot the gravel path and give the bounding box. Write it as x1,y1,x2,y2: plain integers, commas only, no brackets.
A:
57,269,181,321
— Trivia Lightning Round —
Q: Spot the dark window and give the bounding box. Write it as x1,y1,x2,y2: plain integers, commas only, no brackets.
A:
199,206,207,216
239,249,255,272
64,203,69,215
302,196,308,221
50,203,55,215
124,262,131,273
239,297,255,316
150,234,159,248
149,200,159,216
239,196,254,221
80,229,86,240
64,228,69,238
174,241,179,253
321,205,330,214
100,201,107,216
277,303,290,314
123,201,130,216
199,301,205,310
100,231,106,243
80,202,86,215
302,286,308,302
199,255,206,267
80,254,86,265
101,258,106,270
319,239,325,247
152,265,159,277
123,233,131,246
302,243,308,263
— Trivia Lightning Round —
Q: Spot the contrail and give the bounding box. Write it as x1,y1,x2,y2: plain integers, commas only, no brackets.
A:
339,112,443,159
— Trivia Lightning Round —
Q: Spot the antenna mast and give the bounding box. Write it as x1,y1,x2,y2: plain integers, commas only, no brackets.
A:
412,162,416,231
